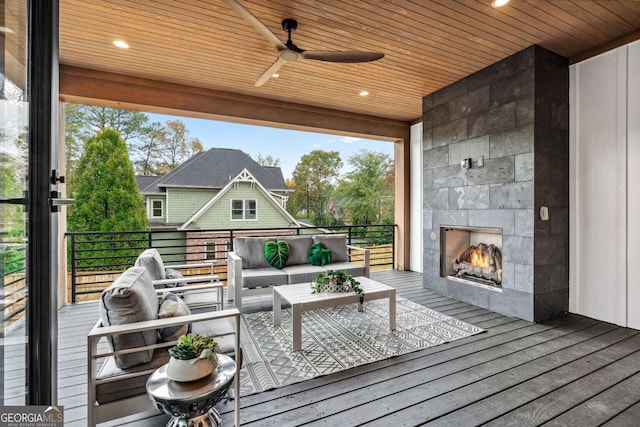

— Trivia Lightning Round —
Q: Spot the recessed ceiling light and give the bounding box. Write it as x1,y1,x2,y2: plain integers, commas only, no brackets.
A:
359,91,369,96
491,0,510,7
113,40,130,49
272,73,280,78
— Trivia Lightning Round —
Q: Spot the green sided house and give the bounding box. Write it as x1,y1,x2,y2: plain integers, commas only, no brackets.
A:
136,147,300,263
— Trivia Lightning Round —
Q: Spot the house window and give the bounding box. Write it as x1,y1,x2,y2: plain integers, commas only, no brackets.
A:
151,200,163,218
231,199,257,220
205,242,217,260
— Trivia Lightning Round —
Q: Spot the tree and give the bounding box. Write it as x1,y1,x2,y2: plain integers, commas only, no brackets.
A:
132,121,166,175
290,150,342,225
159,120,203,172
65,104,150,176
0,148,27,275
254,153,281,167
68,128,147,233
80,105,149,142
334,150,394,225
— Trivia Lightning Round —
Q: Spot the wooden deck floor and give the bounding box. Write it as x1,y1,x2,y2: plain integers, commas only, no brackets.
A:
56,270,640,426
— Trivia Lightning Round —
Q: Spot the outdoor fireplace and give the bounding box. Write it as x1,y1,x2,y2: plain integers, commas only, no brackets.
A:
440,226,503,290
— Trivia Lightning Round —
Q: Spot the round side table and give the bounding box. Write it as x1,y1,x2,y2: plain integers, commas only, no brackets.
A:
147,354,236,427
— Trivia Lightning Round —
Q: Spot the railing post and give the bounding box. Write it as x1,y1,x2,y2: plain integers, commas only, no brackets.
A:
148,231,152,249
348,226,353,246
71,233,77,303
392,224,396,270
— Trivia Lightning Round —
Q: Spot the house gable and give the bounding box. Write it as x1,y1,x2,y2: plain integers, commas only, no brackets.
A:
166,187,217,223
179,169,300,230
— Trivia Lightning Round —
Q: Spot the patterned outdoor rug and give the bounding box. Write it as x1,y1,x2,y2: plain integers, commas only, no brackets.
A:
238,297,484,396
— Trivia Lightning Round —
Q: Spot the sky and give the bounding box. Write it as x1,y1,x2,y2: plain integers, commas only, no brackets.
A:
146,112,394,180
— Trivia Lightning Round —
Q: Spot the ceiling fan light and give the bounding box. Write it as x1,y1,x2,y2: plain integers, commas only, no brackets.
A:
491,0,510,8
113,40,129,49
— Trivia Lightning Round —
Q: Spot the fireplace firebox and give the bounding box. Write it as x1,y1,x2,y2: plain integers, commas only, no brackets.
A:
440,226,503,290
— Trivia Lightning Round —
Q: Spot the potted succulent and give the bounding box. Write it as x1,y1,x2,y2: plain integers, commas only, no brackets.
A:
311,269,365,304
167,333,220,382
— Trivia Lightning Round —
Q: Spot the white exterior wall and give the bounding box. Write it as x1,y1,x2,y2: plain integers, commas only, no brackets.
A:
570,40,640,328
409,122,423,273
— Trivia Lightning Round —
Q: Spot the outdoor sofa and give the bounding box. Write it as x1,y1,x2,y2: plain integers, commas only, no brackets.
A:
87,266,240,426
227,234,370,310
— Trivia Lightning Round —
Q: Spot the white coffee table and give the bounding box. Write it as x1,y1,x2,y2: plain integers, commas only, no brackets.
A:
273,277,396,351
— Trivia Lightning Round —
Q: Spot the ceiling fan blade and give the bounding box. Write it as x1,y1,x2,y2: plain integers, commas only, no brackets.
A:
301,51,384,63
223,0,286,50
255,58,286,87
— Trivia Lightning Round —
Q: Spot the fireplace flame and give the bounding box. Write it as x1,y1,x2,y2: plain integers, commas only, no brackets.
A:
469,248,490,269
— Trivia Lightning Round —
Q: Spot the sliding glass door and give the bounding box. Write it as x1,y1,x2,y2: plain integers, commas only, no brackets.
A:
1,0,29,405
2,0,59,406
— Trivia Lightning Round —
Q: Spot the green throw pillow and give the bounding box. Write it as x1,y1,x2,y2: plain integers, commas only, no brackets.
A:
264,240,290,269
308,241,332,266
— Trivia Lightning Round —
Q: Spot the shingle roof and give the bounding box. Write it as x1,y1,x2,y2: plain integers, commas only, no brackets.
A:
138,148,291,193
136,175,162,193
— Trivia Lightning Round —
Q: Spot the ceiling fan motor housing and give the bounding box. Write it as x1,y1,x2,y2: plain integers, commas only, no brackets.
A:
282,19,298,32
279,50,301,61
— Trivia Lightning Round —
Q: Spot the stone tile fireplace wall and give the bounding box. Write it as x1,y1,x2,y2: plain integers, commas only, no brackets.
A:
422,45,569,322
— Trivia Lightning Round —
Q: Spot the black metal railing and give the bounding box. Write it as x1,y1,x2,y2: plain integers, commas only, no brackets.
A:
66,224,396,302
2,244,27,325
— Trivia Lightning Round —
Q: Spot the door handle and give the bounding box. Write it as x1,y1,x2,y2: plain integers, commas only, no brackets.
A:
49,191,74,212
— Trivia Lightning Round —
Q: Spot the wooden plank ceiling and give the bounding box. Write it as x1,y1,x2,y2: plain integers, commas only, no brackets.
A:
59,0,640,123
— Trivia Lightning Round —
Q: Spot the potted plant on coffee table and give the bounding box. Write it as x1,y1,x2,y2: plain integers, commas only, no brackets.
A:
167,333,220,382
312,269,365,304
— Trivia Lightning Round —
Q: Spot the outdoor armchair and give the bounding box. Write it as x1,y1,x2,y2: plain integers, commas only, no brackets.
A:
87,267,241,426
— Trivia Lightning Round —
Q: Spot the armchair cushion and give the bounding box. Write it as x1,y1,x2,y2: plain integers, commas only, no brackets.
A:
99,267,159,369
96,348,169,404
163,268,184,288
313,235,348,262
157,293,191,342
134,248,166,280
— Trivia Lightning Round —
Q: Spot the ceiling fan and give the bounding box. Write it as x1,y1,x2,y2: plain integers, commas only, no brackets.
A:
223,0,385,87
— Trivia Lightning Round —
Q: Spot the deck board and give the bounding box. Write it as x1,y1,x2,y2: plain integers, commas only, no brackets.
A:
51,270,640,426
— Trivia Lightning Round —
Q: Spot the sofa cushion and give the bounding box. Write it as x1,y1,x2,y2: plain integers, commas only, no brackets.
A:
308,241,332,266
282,264,326,284
134,248,166,281
283,235,314,266
241,267,289,288
313,235,348,262
157,292,191,342
99,267,159,369
264,240,290,269
234,237,273,269
327,261,367,278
